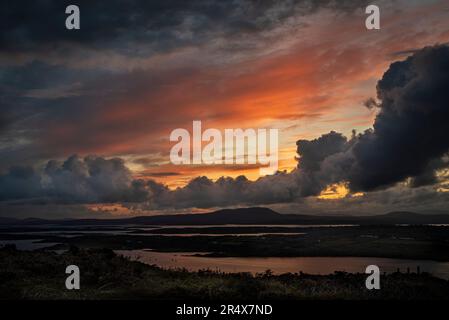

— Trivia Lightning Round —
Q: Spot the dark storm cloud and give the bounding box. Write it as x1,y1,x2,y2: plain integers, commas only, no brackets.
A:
0,0,369,56
297,131,348,172
295,45,449,194
409,158,447,188
295,131,350,196
0,166,42,201
348,45,449,191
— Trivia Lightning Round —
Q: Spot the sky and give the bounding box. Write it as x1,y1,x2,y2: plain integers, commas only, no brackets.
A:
0,0,449,218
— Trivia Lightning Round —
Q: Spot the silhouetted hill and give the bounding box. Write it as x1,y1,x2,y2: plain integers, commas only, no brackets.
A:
119,207,284,225
1,207,449,226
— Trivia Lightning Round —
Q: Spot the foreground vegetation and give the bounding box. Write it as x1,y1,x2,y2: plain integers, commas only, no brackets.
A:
1,245,449,300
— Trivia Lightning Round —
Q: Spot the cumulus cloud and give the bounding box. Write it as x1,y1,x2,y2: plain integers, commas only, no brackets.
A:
0,154,299,208
167,172,298,209
295,131,350,196
0,155,137,203
295,45,449,194
121,172,299,210
349,45,449,191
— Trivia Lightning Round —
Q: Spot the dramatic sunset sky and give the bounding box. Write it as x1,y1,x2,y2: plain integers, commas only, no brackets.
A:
1,0,449,218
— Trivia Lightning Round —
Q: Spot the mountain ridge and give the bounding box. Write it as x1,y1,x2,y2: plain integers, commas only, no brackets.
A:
1,207,449,226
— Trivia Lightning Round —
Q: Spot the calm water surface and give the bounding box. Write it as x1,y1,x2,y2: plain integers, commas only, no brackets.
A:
117,250,449,279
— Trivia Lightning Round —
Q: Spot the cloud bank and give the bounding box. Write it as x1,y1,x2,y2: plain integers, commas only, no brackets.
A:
1,45,449,213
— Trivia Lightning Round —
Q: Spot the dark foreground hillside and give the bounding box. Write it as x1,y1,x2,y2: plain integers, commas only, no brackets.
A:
1,246,448,300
